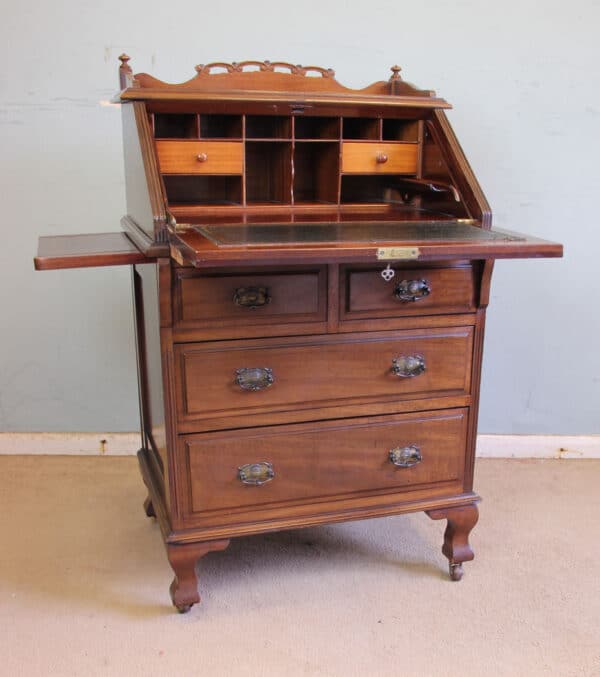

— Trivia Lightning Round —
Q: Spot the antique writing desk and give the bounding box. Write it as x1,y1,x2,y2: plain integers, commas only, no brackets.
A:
35,57,562,612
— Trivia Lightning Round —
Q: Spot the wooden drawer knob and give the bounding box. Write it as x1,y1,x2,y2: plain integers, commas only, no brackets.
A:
376,152,388,164
196,153,208,162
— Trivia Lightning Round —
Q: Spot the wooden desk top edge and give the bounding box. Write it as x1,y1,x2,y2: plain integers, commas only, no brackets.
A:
34,232,150,270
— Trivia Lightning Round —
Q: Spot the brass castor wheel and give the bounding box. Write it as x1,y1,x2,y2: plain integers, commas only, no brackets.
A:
143,496,156,518
449,563,464,581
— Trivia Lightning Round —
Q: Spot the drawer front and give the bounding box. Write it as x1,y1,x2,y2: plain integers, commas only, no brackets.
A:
184,408,468,513
156,140,243,174
341,265,476,320
176,328,473,424
174,267,326,330
341,142,418,174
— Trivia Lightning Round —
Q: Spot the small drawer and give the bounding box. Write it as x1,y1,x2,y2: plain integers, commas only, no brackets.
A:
173,267,327,336
183,408,468,514
341,142,418,174
155,140,243,174
175,327,473,428
341,265,476,321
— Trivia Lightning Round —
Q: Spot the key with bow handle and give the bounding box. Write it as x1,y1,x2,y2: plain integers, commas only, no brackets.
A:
381,264,395,282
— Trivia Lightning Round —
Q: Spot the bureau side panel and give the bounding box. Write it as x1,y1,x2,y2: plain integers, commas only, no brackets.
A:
134,261,171,511
121,102,168,246
463,260,495,491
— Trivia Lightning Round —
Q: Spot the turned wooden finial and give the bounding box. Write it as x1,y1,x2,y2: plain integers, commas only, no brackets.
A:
119,53,133,89
390,65,402,81
389,65,403,95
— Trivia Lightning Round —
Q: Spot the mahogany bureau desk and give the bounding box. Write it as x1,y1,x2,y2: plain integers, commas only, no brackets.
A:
35,57,562,612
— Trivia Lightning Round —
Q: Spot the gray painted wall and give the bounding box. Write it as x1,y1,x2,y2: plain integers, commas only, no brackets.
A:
1,0,598,434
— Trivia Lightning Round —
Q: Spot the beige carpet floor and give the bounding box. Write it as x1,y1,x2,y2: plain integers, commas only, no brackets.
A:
1,456,599,677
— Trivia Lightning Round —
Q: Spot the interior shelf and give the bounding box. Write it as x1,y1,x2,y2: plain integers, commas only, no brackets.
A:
342,118,380,140
382,119,420,142
294,117,340,140
163,175,242,205
246,116,291,139
340,175,405,204
246,142,292,204
154,113,198,139
293,142,339,204
199,114,242,139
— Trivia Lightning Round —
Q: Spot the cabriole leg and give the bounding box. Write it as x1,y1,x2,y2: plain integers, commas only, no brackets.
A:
426,503,479,581
166,539,230,613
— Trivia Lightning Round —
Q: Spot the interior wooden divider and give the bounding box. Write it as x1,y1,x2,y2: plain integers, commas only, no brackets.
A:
151,112,432,210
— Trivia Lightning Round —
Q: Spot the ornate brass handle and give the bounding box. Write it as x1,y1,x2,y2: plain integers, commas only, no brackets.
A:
235,367,274,391
393,279,431,303
196,153,208,162
233,286,271,308
238,462,275,485
389,445,422,468
391,355,426,378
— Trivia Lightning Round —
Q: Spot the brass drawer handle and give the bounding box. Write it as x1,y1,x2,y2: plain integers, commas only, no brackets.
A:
233,286,271,308
376,152,388,164
391,355,426,378
394,279,431,303
238,462,275,485
196,153,208,162
389,445,422,468
235,367,274,391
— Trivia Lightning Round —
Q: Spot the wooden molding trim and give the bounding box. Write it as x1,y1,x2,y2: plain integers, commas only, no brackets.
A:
116,57,448,108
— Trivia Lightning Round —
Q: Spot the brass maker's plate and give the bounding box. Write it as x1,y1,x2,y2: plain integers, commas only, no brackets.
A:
195,222,525,248
377,247,419,260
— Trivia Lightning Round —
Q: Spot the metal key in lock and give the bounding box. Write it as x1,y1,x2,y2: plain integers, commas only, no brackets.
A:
381,264,396,282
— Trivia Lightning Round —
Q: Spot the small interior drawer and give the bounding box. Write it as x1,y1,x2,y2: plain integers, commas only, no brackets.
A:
156,140,243,174
341,142,418,174
341,264,476,320
183,408,468,514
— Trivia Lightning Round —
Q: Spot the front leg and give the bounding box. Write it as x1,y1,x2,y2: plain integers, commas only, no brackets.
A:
426,503,479,581
166,539,230,612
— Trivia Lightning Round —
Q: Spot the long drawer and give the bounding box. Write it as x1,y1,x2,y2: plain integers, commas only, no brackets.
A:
175,327,473,427
182,408,468,515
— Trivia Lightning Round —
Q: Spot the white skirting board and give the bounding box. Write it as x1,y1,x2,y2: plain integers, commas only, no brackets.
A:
0,433,142,456
0,432,599,458
476,435,600,459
